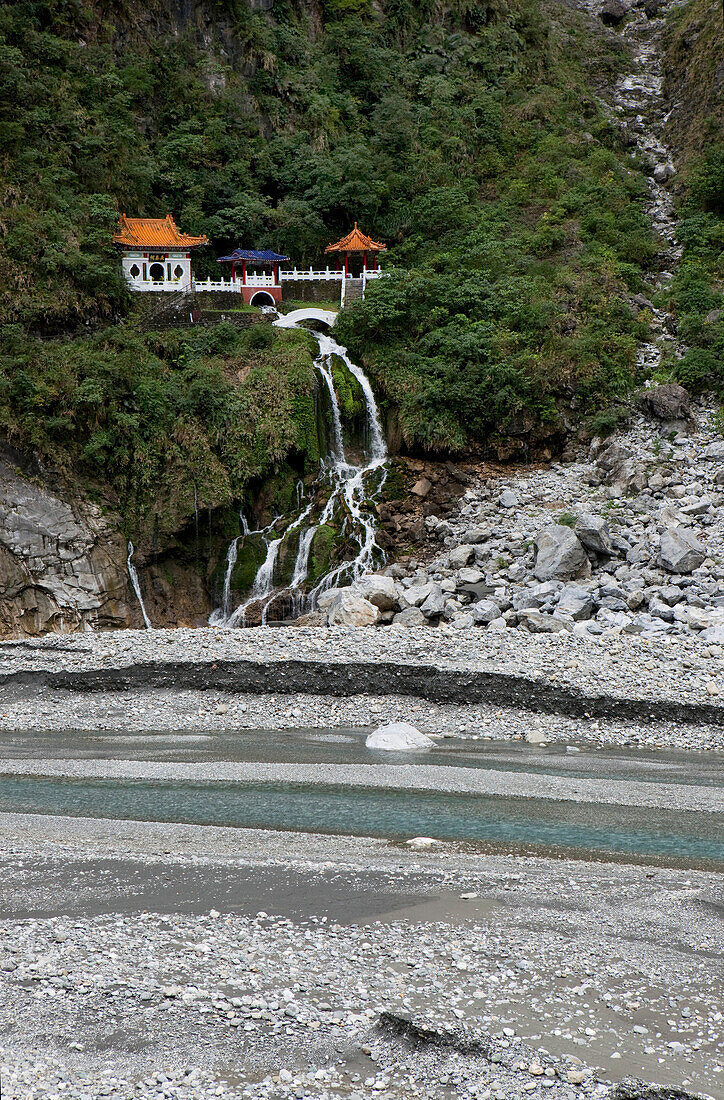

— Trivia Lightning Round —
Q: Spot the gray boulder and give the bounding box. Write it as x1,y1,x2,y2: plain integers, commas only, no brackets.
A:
574,513,612,555
499,489,520,509
448,544,475,569
392,606,426,628
420,585,446,618
638,383,691,422
659,527,706,574
518,610,574,633
534,525,589,581
458,566,484,585
399,582,433,609
472,599,501,625
556,585,594,621
354,575,399,611
317,587,346,610
464,526,491,544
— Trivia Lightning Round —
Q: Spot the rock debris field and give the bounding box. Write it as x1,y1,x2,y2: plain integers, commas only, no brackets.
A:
316,398,724,646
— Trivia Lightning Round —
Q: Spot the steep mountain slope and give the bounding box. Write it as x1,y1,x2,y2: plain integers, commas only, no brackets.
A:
0,0,719,631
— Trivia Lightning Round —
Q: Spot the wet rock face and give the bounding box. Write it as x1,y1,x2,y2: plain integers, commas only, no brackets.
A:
0,452,132,636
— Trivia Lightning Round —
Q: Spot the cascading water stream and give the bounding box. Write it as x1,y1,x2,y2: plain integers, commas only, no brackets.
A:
211,320,389,626
126,542,152,630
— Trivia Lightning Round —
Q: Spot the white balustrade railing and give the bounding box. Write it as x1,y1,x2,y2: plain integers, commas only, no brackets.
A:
279,268,344,281
193,278,241,292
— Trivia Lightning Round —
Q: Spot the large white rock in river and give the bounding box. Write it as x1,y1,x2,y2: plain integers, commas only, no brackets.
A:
365,722,434,751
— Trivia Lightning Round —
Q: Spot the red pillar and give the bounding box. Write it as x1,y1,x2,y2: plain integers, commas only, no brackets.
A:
344,252,349,277
242,261,247,285
363,251,367,274
274,263,279,285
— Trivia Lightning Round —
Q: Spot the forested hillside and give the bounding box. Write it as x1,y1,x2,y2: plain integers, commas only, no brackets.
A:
661,0,723,397
0,0,720,543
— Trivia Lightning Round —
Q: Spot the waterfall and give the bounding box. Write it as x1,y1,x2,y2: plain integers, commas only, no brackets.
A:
227,535,283,627
126,542,152,630
210,322,388,626
313,352,347,463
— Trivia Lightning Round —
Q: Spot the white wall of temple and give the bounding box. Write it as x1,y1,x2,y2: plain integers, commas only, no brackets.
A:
121,251,193,292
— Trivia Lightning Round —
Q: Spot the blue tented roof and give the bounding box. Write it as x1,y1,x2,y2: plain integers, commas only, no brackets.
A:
218,249,289,263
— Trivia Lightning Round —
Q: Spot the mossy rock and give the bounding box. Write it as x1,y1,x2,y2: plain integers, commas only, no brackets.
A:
306,524,337,587
330,355,366,420
276,528,302,587
379,460,408,503
230,535,270,594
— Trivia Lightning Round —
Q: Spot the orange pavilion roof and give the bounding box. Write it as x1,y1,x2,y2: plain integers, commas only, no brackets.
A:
113,214,209,250
324,223,386,253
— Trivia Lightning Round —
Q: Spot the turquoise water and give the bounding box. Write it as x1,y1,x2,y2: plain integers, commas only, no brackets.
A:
0,776,721,865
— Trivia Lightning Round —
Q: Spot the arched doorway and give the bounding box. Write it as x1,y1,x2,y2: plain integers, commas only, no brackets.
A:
149,262,165,282
250,291,276,307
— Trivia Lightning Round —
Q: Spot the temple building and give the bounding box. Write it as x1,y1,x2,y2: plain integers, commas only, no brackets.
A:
324,223,386,277
113,215,208,291
216,248,290,306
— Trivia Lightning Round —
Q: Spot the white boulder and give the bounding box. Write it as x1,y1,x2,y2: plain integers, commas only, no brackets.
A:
366,722,435,752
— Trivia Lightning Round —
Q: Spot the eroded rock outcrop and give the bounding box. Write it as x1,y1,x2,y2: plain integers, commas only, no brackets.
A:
0,451,132,636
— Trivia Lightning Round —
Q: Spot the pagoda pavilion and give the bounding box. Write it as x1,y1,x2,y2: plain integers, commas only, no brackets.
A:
216,248,290,305
114,215,208,291
324,223,386,278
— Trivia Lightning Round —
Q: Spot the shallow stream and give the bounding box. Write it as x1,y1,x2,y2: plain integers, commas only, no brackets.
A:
0,731,721,867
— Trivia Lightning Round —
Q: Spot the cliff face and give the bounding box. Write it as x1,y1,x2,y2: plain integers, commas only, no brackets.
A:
0,447,217,636
0,449,132,635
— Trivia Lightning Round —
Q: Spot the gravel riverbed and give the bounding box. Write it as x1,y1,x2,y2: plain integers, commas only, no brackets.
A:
0,817,722,1100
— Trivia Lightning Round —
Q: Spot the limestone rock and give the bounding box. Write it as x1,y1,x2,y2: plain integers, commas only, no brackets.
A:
574,513,612,556
534,525,589,581
0,452,132,636
366,722,434,751
353,575,399,611
392,606,426,627
557,585,594,620
472,599,501,625
420,586,445,617
399,582,433,608
327,591,380,627
317,587,346,610
448,544,474,569
659,527,706,574
518,609,574,633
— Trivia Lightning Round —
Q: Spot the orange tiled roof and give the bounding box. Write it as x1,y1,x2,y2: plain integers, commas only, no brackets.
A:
113,214,209,249
324,223,386,253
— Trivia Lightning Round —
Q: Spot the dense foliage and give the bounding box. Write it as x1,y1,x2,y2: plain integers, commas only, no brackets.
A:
0,0,672,527
0,321,317,535
664,148,724,395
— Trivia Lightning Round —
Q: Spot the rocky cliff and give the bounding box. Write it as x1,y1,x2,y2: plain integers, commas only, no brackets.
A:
0,448,133,635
